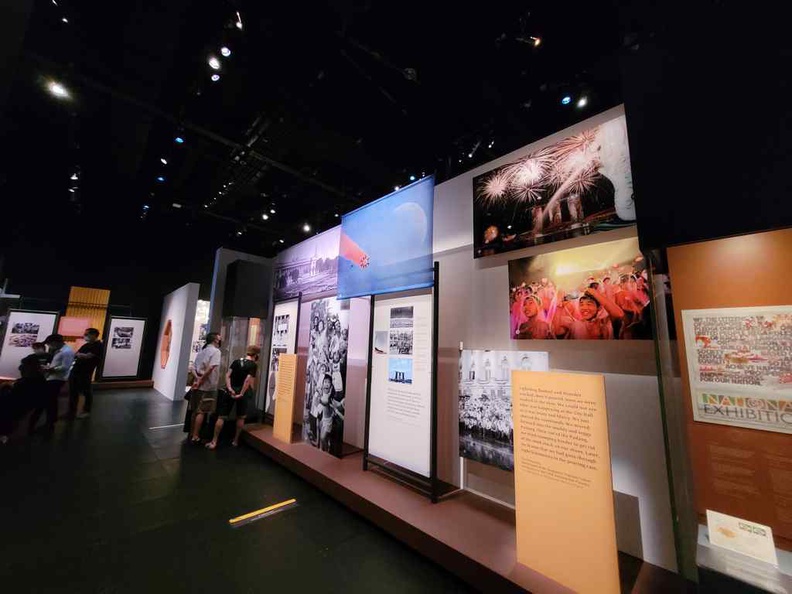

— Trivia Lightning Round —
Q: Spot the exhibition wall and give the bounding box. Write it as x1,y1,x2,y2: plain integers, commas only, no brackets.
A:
0,310,58,378
429,105,677,571
102,316,146,378
667,228,792,550
152,282,199,401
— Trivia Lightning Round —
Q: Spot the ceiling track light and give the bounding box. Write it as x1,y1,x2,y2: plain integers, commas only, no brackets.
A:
220,46,231,57
208,55,221,70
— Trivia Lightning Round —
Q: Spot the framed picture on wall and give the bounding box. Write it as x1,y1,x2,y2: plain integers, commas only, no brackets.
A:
0,309,59,379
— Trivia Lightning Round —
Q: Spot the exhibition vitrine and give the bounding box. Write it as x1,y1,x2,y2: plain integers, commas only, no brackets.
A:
235,105,791,593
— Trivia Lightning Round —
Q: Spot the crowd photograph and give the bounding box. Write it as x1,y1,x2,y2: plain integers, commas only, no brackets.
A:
301,298,349,457
507,237,651,340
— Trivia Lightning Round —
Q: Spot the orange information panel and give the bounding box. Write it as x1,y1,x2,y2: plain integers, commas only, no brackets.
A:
273,354,298,443
511,370,619,594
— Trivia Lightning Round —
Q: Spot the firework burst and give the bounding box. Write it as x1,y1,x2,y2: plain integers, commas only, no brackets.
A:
477,170,511,206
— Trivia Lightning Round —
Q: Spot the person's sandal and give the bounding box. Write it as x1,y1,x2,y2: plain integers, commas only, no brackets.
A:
205,441,217,450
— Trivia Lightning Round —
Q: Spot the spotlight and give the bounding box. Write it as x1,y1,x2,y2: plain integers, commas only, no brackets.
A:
530,36,542,48
303,223,311,233
157,176,165,182
236,231,242,236
220,46,231,57
334,213,339,218
507,225,512,230
394,186,400,191
172,203,182,209
208,56,221,70
270,208,276,214
211,74,220,82
409,175,416,181
561,95,572,105
160,158,168,165
576,96,588,108
143,204,150,210
174,136,184,144
262,214,269,220
61,17,68,23
47,80,70,99
68,188,75,193
235,11,243,30
70,173,78,180
279,239,285,244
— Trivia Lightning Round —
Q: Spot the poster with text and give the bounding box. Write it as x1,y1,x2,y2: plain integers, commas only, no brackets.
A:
368,292,433,477
301,297,349,457
512,370,619,593
682,306,792,434
508,236,651,340
102,317,147,378
458,350,549,471
338,177,434,299
474,114,634,258
265,299,300,414
274,226,340,301
0,310,58,378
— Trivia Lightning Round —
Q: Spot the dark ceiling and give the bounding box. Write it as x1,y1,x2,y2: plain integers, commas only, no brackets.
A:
0,0,633,301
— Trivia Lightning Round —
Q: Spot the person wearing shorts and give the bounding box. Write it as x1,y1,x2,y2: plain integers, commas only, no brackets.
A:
206,345,259,449
190,332,222,444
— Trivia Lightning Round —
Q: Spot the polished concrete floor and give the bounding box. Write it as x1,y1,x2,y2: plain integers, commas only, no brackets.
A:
0,389,475,593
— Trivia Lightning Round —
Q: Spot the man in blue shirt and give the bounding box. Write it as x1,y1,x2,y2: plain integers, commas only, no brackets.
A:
29,334,75,436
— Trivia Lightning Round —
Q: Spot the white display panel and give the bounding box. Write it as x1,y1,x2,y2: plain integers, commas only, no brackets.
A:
265,299,300,414
152,283,200,401
0,310,58,378
102,317,146,378
368,291,433,477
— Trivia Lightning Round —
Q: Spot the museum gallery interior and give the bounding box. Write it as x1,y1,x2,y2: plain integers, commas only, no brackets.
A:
1,2,791,593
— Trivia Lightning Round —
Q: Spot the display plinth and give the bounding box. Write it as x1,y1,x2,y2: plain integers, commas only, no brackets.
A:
243,424,688,594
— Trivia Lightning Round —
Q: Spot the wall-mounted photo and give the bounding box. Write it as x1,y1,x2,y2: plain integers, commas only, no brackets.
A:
473,115,634,258
374,331,389,355
389,306,414,328
11,322,40,335
274,227,340,301
507,237,651,340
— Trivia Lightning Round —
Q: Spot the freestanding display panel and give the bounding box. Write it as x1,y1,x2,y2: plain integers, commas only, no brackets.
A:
0,309,59,378
264,295,301,415
363,263,441,501
101,316,147,379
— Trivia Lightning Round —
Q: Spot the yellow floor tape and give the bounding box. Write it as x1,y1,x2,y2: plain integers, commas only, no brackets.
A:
228,498,297,525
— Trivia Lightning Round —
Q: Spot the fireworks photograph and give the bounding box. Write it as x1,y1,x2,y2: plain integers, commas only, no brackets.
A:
473,115,634,258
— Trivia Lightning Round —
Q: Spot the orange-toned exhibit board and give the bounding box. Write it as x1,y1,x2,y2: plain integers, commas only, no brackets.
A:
667,228,792,551
273,354,298,443
512,370,619,594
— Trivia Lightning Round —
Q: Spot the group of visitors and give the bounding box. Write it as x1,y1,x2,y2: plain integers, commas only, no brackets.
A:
188,332,259,450
0,329,103,443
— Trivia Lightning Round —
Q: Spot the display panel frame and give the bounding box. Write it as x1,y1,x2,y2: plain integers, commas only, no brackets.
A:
363,262,441,502
0,308,60,379
263,293,302,418
100,315,147,380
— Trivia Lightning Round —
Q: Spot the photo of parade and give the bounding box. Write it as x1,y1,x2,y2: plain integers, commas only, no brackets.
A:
507,237,651,340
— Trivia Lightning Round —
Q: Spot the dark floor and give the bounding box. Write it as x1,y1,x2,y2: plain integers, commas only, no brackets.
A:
0,389,476,593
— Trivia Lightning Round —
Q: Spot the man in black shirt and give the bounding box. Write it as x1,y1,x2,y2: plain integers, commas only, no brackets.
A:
69,328,103,419
206,345,259,449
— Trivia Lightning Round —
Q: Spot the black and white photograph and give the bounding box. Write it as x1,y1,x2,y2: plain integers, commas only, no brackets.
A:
273,314,290,347
9,334,38,348
374,330,388,355
473,115,634,258
389,330,413,355
302,298,349,457
389,306,414,328
112,337,133,350
458,350,549,471
11,322,40,335
266,347,288,414
114,326,135,341
274,227,340,301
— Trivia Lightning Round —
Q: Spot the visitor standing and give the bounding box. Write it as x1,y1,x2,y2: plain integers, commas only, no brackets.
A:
189,332,221,444
69,328,103,419
206,345,259,450
29,334,74,436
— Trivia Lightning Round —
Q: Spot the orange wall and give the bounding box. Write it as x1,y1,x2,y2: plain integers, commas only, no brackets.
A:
667,228,792,547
